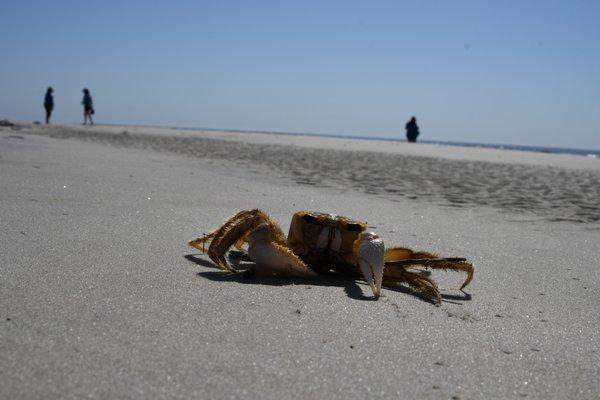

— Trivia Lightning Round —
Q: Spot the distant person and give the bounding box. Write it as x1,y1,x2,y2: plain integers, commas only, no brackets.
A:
405,116,420,143
44,87,54,124
82,88,94,125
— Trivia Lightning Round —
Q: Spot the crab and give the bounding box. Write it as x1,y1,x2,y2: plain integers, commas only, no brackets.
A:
188,209,473,303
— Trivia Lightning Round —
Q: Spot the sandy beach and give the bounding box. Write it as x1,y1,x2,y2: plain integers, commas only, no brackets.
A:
1,123,599,399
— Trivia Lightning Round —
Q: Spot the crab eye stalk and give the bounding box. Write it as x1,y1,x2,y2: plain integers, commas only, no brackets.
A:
356,231,385,299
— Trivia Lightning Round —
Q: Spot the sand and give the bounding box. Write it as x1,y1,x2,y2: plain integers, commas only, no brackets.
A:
1,123,599,399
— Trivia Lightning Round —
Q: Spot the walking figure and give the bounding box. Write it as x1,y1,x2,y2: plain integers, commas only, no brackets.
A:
44,87,54,124
405,116,419,143
82,88,94,125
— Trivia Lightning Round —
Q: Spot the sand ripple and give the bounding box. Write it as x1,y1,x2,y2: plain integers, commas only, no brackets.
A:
40,128,600,224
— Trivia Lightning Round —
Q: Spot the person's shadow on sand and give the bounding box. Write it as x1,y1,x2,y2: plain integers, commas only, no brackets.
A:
184,254,471,304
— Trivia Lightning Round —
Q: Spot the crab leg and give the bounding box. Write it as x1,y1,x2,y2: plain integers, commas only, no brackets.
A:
384,247,474,290
383,268,442,304
189,209,276,272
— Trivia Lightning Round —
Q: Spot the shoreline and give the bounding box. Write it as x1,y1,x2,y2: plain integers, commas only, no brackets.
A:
5,121,600,168
104,122,600,158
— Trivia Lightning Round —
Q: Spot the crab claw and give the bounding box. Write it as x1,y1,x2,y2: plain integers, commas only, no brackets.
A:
356,231,385,299
248,223,316,277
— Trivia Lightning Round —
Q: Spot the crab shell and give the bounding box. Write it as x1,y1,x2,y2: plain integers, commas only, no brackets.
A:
287,211,367,269
287,211,385,297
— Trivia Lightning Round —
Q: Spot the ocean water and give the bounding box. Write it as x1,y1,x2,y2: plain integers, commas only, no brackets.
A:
416,139,600,158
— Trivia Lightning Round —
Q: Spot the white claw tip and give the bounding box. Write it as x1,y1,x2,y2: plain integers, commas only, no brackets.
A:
357,231,385,299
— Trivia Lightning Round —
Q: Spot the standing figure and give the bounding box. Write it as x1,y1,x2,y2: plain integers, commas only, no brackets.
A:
82,88,94,125
405,116,420,143
44,87,54,124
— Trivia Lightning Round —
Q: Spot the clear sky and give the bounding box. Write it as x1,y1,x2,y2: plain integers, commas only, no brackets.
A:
1,0,599,149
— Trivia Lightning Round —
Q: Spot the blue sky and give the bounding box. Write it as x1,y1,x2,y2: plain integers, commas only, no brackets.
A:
1,0,599,149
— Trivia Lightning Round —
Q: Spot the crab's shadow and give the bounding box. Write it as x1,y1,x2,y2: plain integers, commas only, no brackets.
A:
385,284,471,304
184,254,374,301
184,254,471,304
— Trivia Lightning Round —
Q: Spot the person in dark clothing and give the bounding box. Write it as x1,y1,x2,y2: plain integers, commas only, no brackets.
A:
82,88,94,125
44,87,54,124
405,116,419,143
